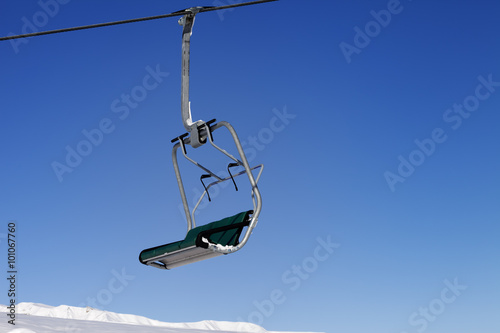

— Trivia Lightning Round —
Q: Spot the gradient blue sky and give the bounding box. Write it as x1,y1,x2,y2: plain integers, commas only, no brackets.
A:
1,1,499,332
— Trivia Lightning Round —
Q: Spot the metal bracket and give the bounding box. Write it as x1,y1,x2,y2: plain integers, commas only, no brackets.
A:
227,163,240,192
200,174,213,202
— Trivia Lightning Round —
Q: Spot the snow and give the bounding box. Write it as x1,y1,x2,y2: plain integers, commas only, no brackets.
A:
0,303,322,333
203,238,238,252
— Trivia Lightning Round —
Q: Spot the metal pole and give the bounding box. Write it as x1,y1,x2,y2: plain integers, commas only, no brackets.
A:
172,142,193,232
180,13,195,132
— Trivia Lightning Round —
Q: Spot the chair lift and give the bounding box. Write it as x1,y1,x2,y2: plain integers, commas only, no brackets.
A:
0,0,276,270
139,2,274,270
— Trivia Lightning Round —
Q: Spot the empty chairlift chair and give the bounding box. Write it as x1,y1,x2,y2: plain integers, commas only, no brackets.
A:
0,0,276,271
139,5,265,270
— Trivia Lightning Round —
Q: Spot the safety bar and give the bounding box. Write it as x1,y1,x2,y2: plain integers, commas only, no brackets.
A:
191,164,263,227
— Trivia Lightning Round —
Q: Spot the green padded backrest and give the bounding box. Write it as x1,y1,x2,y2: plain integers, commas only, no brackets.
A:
182,210,251,247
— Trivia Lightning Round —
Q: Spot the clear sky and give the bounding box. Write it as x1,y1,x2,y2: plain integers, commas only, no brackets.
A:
1,0,499,332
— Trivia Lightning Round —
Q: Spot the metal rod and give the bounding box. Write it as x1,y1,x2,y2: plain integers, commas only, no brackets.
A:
204,124,242,165
179,144,224,181
172,142,194,232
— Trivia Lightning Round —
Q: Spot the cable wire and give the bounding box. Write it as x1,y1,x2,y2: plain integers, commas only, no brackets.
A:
0,0,278,41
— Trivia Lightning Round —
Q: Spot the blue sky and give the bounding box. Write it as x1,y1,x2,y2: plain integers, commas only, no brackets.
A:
1,0,499,332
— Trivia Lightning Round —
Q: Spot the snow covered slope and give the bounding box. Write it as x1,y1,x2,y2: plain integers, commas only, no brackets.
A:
0,303,322,333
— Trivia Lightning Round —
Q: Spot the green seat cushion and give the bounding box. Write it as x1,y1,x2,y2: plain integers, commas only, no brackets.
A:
140,210,251,263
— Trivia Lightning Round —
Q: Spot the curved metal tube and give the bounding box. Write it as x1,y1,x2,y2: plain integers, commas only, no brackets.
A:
203,121,262,254
172,142,193,232
171,121,262,253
